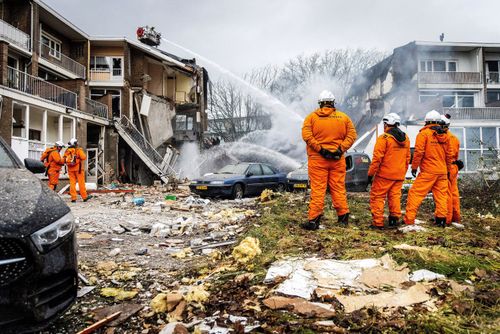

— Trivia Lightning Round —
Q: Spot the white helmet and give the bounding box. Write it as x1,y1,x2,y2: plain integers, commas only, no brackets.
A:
440,114,451,126
425,110,441,122
55,141,65,147
68,138,78,146
383,113,401,126
318,90,335,103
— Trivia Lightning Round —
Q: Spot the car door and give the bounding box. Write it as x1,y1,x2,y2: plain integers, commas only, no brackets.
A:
261,164,278,190
245,164,264,195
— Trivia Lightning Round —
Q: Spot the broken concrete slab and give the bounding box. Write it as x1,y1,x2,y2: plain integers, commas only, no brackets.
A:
410,269,446,282
151,293,183,313
336,283,431,313
263,296,336,318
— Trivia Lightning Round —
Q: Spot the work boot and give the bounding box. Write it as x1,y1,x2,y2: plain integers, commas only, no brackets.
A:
388,216,400,228
301,215,322,231
71,200,76,203
83,195,93,202
435,217,446,228
338,213,349,227
369,225,385,230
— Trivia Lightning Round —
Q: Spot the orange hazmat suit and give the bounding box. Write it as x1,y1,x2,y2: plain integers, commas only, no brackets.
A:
404,125,453,225
368,127,411,227
434,132,461,223
47,149,64,190
302,106,357,220
64,146,88,201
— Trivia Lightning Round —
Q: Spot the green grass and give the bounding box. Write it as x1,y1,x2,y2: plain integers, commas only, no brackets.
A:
226,191,500,333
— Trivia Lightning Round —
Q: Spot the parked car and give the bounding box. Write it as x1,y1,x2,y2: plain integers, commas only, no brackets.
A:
189,162,287,199
286,152,372,192
0,137,77,333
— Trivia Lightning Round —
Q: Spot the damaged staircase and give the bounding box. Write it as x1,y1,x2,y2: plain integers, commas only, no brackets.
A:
114,115,179,184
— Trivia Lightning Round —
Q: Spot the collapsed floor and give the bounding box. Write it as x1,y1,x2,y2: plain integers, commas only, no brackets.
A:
38,185,499,334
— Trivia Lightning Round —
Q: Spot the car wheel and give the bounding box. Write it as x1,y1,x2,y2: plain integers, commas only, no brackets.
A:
276,183,286,192
232,184,244,199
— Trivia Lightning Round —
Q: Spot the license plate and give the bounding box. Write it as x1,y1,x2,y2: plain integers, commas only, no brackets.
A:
293,183,307,188
196,185,208,190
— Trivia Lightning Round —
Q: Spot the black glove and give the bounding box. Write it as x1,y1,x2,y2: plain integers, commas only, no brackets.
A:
319,148,336,160
332,147,343,160
431,126,446,134
411,169,418,177
367,175,373,185
453,160,464,171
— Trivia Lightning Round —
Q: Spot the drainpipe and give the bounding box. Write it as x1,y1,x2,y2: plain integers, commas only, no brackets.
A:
30,2,33,52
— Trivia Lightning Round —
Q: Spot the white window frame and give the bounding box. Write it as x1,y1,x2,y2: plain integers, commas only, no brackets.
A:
452,126,500,172
419,59,459,72
41,32,62,60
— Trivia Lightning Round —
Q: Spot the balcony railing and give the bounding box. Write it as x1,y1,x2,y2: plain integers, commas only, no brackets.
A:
39,42,86,79
0,19,30,51
486,72,499,84
418,71,482,84
443,107,500,120
85,97,108,118
7,67,77,109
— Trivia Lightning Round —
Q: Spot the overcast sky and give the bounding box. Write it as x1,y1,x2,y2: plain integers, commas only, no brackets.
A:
45,0,500,74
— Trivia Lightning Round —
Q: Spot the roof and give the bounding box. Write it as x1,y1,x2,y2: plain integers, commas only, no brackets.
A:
413,40,500,52
90,36,198,72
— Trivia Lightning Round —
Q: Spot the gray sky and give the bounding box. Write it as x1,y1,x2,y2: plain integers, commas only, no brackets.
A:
45,0,500,74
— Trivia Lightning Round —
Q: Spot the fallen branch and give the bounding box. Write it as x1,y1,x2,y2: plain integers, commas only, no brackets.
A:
76,311,121,334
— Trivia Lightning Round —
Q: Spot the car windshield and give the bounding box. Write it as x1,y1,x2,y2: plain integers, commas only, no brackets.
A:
0,142,16,168
216,164,249,174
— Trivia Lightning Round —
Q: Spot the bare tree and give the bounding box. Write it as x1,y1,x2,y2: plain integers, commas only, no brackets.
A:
208,80,271,141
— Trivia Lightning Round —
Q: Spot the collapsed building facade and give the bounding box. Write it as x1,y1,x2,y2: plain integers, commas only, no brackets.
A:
0,0,208,185
348,41,500,173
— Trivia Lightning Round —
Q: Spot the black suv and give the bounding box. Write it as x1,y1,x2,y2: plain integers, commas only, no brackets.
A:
0,137,77,333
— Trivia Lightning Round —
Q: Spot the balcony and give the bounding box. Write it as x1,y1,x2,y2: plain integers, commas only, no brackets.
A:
443,107,500,120
418,72,482,84
85,97,108,118
7,66,77,109
0,19,30,52
39,42,86,79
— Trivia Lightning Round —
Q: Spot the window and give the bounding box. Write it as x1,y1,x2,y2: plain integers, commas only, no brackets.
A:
91,56,110,71
447,61,457,72
452,126,500,172
247,164,263,176
187,117,193,131
419,91,475,108
419,60,458,72
261,165,275,175
91,89,121,118
487,90,500,103
42,34,61,59
29,129,41,141
175,115,187,131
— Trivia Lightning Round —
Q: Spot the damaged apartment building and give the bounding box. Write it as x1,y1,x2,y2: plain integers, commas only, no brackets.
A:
348,41,500,173
0,0,208,185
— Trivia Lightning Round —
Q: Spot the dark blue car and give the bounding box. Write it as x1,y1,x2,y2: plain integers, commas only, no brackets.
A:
189,162,287,199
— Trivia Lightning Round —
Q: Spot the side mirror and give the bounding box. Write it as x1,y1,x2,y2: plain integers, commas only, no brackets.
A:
24,158,46,174
246,172,253,177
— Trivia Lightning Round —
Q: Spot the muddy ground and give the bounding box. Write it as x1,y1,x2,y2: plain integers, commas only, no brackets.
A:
37,184,499,334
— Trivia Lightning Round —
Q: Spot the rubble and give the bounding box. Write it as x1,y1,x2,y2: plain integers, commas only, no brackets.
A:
232,237,262,264
410,269,446,282
100,288,138,301
263,296,336,318
151,293,183,313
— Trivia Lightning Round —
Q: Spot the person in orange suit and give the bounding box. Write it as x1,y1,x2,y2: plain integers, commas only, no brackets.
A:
301,90,357,230
367,113,411,229
45,141,65,191
64,138,90,203
404,110,453,227
40,144,57,169
435,114,463,224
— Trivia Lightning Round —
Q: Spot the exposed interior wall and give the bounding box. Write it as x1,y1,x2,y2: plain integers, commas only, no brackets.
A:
146,61,163,96
176,72,194,103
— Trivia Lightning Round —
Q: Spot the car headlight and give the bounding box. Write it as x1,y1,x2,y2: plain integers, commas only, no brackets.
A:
210,180,224,185
190,180,198,184
31,212,75,253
